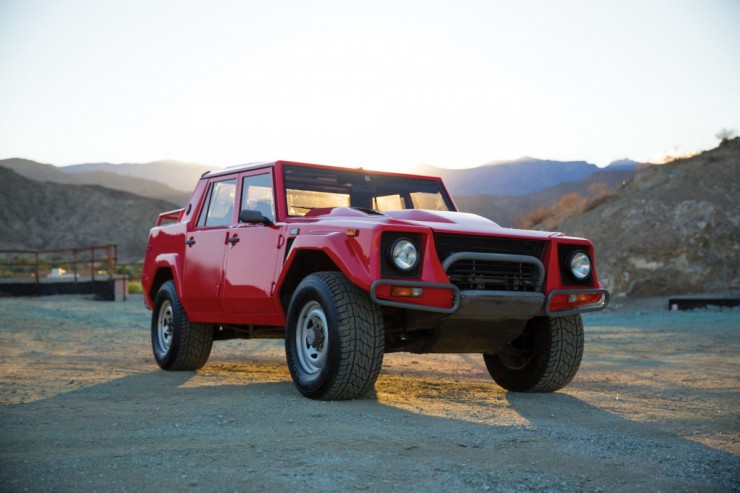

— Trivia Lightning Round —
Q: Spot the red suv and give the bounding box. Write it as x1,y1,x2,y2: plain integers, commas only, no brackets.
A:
142,161,608,400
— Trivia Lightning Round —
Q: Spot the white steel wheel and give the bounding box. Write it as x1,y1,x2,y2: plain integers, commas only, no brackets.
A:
154,299,174,360
295,300,330,375
150,280,214,371
285,272,385,400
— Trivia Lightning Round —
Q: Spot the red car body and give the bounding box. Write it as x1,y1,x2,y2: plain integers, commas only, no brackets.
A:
142,160,608,399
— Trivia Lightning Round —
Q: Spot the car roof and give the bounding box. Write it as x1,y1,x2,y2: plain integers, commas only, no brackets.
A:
201,160,443,182
201,161,276,178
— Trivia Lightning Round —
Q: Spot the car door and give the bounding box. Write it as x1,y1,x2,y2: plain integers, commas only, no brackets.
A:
180,177,236,312
220,170,284,318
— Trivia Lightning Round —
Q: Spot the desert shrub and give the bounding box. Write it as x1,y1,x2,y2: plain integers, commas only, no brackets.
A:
128,280,143,294
116,263,143,279
514,184,618,230
715,128,738,144
583,182,617,213
515,206,551,229
558,192,588,214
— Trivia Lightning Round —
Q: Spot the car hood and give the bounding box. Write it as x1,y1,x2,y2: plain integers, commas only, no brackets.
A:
301,207,564,240
382,209,560,240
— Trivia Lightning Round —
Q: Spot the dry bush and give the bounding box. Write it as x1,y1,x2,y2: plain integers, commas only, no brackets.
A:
514,192,585,229
515,183,618,230
583,182,617,212
515,206,551,229
715,128,738,144
558,192,588,214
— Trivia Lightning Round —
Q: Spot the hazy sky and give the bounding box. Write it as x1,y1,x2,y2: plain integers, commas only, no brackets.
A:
1,0,738,170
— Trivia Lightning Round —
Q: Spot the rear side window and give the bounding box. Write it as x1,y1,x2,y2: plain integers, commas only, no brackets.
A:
241,173,275,222
196,179,237,227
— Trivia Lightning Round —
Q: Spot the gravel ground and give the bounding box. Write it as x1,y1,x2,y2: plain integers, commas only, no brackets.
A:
0,295,738,492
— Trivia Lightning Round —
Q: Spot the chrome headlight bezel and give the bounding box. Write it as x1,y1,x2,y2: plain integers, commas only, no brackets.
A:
568,251,592,280
388,237,419,272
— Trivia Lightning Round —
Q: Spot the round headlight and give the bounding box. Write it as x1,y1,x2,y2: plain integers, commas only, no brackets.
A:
389,238,419,272
569,251,591,280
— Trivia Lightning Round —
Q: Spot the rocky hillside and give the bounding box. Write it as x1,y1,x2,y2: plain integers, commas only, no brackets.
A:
543,139,740,298
0,167,176,263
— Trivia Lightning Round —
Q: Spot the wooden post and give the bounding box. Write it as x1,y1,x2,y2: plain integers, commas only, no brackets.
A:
107,245,115,279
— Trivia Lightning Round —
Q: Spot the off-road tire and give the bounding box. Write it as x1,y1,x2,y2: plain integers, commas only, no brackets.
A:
151,280,213,371
285,272,385,400
483,315,584,392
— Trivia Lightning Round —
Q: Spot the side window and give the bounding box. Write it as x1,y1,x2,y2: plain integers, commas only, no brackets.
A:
410,191,449,211
196,179,237,227
241,173,275,222
373,194,404,211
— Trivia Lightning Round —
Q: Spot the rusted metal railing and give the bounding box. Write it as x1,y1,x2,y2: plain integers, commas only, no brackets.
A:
0,245,117,281
0,245,127,300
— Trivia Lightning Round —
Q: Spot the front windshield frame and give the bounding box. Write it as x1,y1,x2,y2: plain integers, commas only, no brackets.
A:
282,165,455,217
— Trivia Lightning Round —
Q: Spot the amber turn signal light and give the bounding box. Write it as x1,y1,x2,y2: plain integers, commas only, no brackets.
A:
568,293,602,304
390,286,423,298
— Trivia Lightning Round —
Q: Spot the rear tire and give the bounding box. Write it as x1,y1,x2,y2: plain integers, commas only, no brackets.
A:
285,272,384,400
151,280,213,370
484,315,584,392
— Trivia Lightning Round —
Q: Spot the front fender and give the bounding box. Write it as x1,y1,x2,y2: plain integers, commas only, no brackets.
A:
277,231,376,292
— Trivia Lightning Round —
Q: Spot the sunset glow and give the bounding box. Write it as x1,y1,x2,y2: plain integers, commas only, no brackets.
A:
0,0,738,170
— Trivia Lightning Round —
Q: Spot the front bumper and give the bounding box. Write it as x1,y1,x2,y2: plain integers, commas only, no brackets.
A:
370,280,608,320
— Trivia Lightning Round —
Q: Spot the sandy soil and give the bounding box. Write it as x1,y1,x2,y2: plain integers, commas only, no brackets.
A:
1,295,738,492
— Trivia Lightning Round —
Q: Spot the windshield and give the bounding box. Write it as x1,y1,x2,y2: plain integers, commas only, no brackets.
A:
283,165,454,217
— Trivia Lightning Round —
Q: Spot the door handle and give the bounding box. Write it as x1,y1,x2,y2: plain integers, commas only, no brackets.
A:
227,236,240,244
185,238,196,246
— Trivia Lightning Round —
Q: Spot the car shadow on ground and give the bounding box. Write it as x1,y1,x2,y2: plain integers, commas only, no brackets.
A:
1,369,737,492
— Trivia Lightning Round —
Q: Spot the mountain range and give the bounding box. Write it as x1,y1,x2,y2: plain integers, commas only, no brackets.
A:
60,159,214,193
0,158,192,207
13,148,736,299
0,154,644,261
454,166,637,226
418,158,631,196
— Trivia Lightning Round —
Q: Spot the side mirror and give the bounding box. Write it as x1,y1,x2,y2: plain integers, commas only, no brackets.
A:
239,209,274,226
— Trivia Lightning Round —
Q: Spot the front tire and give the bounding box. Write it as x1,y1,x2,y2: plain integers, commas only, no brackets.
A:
484,315,584,392
151,280,213,370
285,272,384,400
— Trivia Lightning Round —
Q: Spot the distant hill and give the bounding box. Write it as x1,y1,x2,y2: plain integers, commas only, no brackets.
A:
454,167,636,227
538,139,740,297
61,159,216,193
419,157,601,196
0,167,176,262
0,158,190,207
605,159,644,171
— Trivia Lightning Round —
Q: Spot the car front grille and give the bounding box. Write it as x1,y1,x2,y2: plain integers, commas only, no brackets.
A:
446,258,543,292
435,234,547,292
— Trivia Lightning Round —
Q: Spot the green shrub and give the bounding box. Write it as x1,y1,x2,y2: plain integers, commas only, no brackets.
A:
128,280,143,294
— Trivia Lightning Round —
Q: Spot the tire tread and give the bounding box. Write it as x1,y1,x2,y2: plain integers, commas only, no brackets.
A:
286,272,384,400
152,281,213,371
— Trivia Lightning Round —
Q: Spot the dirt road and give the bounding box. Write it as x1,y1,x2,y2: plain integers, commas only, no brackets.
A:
1,295,738,492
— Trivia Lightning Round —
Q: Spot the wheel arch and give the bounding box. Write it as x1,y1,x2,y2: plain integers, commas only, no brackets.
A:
149,268,174,304
277,249,340,315
144,253,183,309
